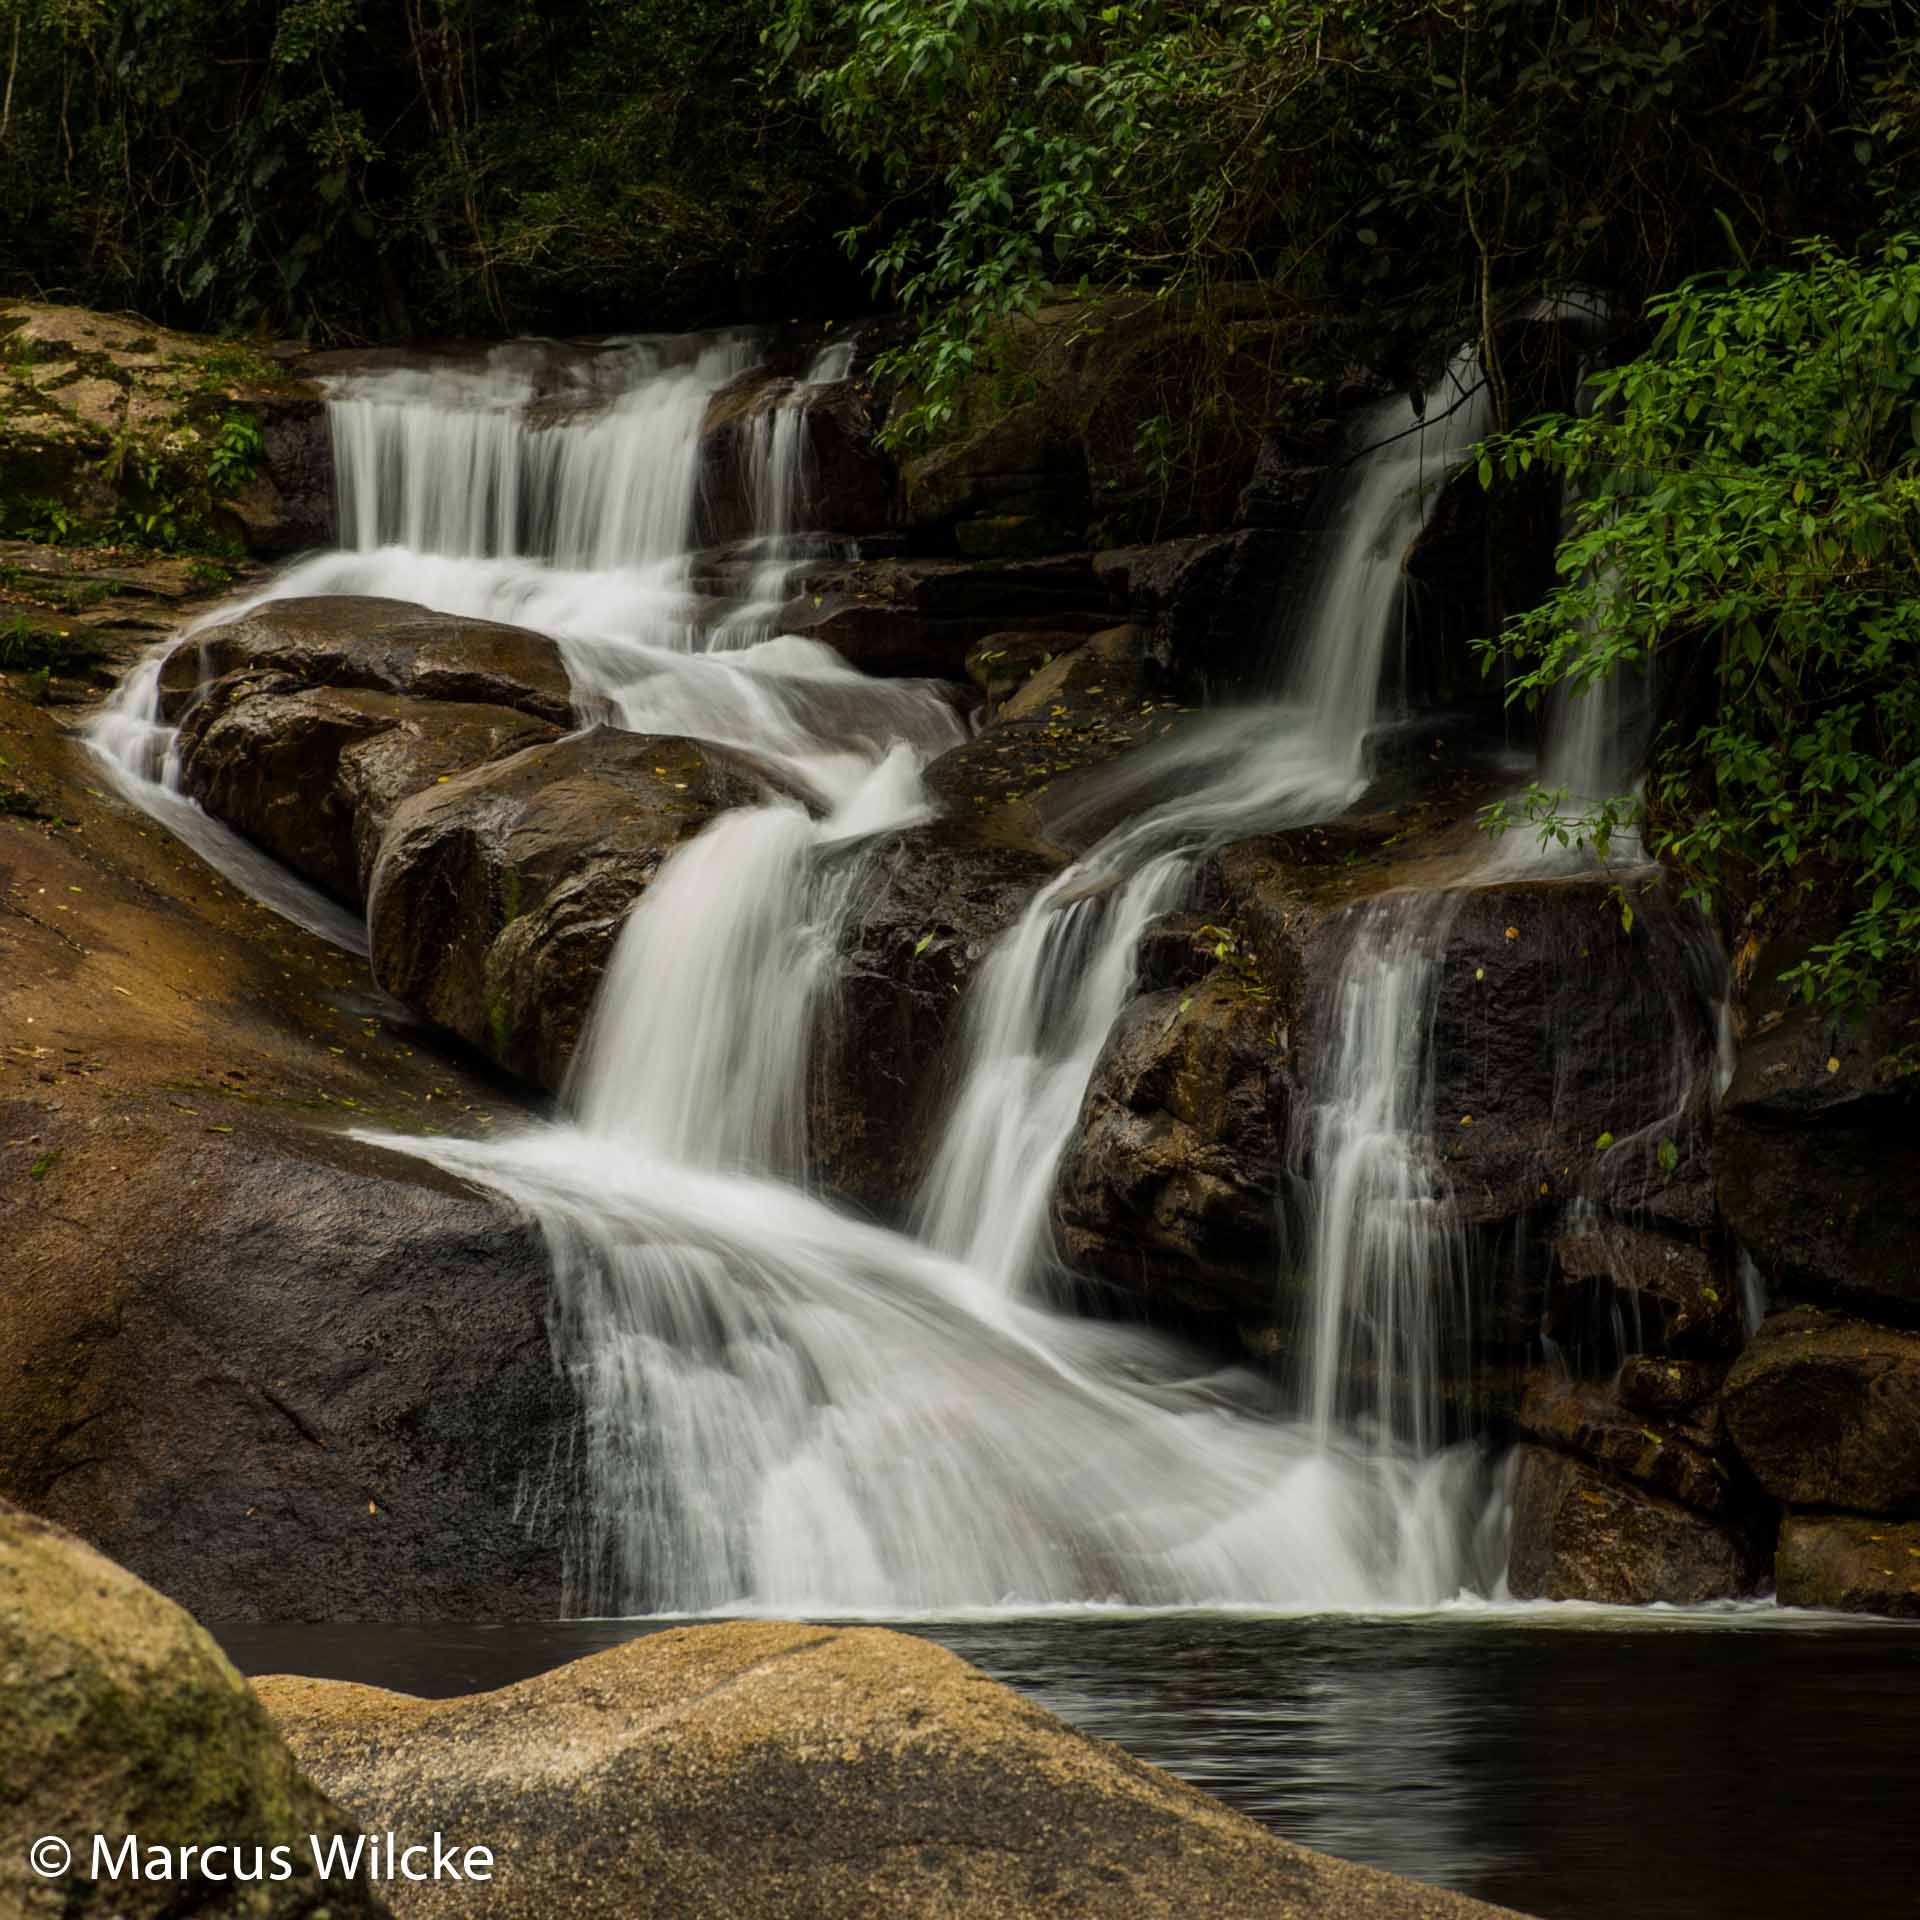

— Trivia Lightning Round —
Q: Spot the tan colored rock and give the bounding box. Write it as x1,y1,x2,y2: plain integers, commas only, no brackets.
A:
259,1622,1529,1920
0,1500,385,1918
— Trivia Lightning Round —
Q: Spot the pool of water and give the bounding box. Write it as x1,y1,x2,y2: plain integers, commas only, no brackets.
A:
217,1608,1920,1920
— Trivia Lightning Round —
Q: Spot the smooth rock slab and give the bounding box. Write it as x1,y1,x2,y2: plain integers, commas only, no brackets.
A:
258,1622,1529,1920
0,1500,385,1918
1506,1445,1764,1605
1775,1513,1920,1618
159,596,577,726
1720,1307,1920,1514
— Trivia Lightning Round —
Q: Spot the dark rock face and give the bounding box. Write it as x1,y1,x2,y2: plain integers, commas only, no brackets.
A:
1093,532,1297,692
1506,1444,1765,1605
3,1133,569,1624
1546,1222,1744,1363
1720,1307,1920,1515
228,388,337,555
1,1500,389,1916
1715,997,1920,1318
178,680,559,904
1774,1513,1920,1618
1056,972,1288,1323
1617,1354,1727,1420
1407,881,1721,1231
696,371,899,543
160,595,577,726
816,823,1063,1219
371,729,777,1091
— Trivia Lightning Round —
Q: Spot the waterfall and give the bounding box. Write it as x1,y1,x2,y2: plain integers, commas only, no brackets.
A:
93,328,1530,1615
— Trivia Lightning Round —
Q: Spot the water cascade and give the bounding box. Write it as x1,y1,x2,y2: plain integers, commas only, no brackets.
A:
96,332,1542,1614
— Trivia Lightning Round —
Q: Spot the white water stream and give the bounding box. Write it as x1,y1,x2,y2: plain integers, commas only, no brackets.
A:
91,334,1533,1614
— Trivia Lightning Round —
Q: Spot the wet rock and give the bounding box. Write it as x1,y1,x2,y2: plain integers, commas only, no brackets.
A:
177,680,560,904
1056,971,1288,1323
371,729,780,1090
1513,1373,1737,1519
158,595,576,726
1617,1355,1727,1421
1506,1445,1765,1605
696,371,898,542
1720,1307,1920,1515
783,557,1109,681
815,823,1062,1218
1714,995,1920,1318
0,1500,386,1918
923,626,1189,852
1546,1221,1744,1362
3,1130,569,1624
1302,880,1723,1231
964,629,1088,717
258,1621,1526,1920
1092,531,1297,692
1774,1513,1920,1619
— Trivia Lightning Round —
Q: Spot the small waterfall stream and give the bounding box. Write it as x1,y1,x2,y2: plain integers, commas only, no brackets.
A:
91,331,1547,1615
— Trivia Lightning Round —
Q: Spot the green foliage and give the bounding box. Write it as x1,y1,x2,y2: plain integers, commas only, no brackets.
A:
0,0,855,338
1477,236,1920,1010
206,415,264,497
773,0,1920,445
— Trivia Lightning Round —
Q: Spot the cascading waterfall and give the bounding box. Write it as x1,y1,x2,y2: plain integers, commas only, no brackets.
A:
95,328,1538,1614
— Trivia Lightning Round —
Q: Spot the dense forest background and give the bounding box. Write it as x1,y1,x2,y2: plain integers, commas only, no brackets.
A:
2,0,1918,1006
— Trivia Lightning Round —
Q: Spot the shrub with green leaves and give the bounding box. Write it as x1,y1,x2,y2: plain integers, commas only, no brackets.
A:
1478,236,1920,1011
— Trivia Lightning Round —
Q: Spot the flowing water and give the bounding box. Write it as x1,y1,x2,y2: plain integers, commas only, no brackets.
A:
89,331,1629,1616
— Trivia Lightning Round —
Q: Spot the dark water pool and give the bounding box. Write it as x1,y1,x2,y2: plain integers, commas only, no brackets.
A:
216,1609,1920,1920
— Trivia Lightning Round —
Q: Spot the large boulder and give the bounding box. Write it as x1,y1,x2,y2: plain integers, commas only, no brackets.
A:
1714,995,1920,1318
3,1127,569,1623
1774,1513,1920,1618
158,596,577,727
1293,879,1724,1233
177,680,560,905
0,1500,386,1917
371,729,782,1091
257,1622,1526,1920
1505,1445,1764,1605
1719,1307,1920,1515
1056,969,1288,1324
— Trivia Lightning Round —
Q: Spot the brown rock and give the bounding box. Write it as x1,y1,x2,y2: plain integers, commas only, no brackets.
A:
369,728,780,1089
1513,1373,1736,1518
177,679,558,904
1506,1445,1765,1605
159,596,576,726
1775,1513,1920,1619
1617,1354,1726,1420
1056,970,1288,1322
258,1622,1528,1920
1720,1307,1920,1514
